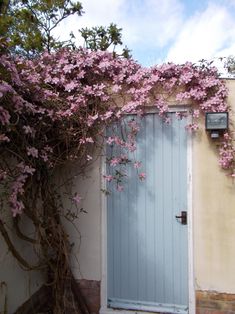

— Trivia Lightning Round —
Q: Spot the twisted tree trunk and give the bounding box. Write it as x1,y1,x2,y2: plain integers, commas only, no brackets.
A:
1,173,90,314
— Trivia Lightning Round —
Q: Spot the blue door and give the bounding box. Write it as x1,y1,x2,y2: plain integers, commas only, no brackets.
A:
107,112,189,314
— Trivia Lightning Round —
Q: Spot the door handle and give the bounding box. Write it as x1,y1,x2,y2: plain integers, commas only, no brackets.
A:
175,211,187,225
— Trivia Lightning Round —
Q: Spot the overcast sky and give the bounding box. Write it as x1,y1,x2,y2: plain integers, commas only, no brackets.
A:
54,0,235,67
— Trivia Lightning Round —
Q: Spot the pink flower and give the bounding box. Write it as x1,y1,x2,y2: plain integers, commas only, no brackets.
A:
44,145,53,153
126,142,136,152
79,137,94,144
102,111,113,120
164,117,171,124
103,175,113,182
223,132,230,140
17,163,35,175
41,153,49,162
72,194,82,205
139,172,146,180
85,137,94,143
27,147,39,158
134,161,142,169
192,110,200,118
87,114,99,126
0,106,10,125
112,84,121,92
11,200,24,217
106,137,114,145
175,112,186,120
63,64,74,73
128,120,140,132
79,138,85,144
0,134,10,142
23,125,34,135
90,113,99,121
87,154,92,161
40,145,53,162
0,82,12,94
64,81,77,92
114,136,124,146
185,123,199,132
218,144,234,169
110,157,120,166
9,172,30,216
117,184,124,192
51,77,60,84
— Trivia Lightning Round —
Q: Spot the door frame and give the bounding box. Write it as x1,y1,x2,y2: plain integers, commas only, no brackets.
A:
100,107,195,314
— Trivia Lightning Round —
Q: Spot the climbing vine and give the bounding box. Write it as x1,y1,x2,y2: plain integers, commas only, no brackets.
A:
0,43,234,312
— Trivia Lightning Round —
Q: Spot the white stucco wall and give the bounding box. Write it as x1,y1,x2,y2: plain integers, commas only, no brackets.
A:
0,212,44,312
59,159,103,281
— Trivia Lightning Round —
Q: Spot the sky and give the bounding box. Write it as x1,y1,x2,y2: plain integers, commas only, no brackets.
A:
54,0,235,68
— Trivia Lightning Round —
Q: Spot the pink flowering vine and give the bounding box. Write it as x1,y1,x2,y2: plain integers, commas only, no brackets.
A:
219,133,235,171
0,44,234,214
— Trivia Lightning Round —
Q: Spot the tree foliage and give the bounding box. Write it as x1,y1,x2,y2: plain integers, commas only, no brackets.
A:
225,56,235,76
80,23,131,58
0,0,83,57
0,0,131,58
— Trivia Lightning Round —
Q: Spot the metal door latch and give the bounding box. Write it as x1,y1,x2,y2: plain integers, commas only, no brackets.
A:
175,211,187,225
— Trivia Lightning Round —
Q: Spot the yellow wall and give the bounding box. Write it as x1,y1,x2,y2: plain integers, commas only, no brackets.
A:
193,79,235,293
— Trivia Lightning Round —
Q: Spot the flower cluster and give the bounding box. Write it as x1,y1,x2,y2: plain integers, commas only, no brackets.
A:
0,46,233,215
219,133,235,171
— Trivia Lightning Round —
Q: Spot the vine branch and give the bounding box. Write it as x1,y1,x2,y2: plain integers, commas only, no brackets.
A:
0,218,42,270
